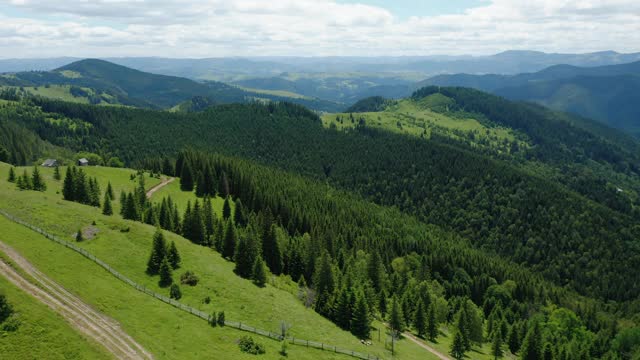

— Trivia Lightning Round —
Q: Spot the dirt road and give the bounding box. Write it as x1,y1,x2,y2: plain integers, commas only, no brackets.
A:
146,177,174,198
403,331,451,360
0,240,154,360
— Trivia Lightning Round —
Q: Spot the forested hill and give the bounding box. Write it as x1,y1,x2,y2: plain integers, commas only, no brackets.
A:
0,59,344,111
418,61,640,136
2,89,640,306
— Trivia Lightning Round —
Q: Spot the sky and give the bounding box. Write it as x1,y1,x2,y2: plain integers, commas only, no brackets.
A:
0,0,639,58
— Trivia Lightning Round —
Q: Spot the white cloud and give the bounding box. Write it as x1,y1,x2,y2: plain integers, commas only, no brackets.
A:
0,0,638,57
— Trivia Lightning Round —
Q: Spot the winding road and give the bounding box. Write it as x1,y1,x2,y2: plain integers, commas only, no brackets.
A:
0,240,153,360
146,177,174,198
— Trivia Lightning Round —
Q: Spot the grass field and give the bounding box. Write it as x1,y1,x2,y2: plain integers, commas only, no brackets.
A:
0,161,438,360
148,177,232,215
0,270,112,360
236,86,310,99
322,96,529,155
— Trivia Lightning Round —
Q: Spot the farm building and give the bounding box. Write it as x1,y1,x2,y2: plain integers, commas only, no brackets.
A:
78,158,89,166
41,159,58,167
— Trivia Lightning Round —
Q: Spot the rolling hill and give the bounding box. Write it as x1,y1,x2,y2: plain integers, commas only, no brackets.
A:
420,61,640,136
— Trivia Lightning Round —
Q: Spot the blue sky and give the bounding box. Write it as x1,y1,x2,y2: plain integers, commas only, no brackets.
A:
336,0,485,18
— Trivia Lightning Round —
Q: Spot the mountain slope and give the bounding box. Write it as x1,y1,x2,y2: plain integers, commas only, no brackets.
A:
420,61,640,136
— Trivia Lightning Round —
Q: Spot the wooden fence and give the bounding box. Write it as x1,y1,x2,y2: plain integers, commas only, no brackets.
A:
0,210,380,360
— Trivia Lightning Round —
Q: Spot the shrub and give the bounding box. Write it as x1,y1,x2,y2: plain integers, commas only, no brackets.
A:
238,336,266,355
169,284,182,300
180,271,199,286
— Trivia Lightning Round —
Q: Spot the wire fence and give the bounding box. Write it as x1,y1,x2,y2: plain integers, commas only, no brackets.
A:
0,210,380,360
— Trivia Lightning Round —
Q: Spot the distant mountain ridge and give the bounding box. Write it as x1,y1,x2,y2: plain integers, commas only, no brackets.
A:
420,61,640,136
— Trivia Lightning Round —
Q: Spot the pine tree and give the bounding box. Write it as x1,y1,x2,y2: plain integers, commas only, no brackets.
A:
63,167,75,201
190,200,206,244
214,219,224,252
53,165,61,180
195,171,206,197
105,181,114,200
76,228,84,242
222,196,231,219
169,284,182,300
89,177,100,207
414,299,427,338
119,190,127,216
167,241,181,269
180,162,194,191
146,228,167,275
234,198,246,227
520,321,542,360
367,251,383,292
456,308,471,351
203,196,214,245
102,195,113,215
31,166,46,191
451,329,467,360
378,290,388,317
135,175,146,209
18,170,31,190
222,220,237,259
252,256,267,287
313,251,335,296
351,292,371,339
162,157,174,176
389,296,404,335
7,167,15,183
427,303,438,341
262,223,282,275
218,171,229,197
334,287,353,330
492,329,504,359
158,256,173,287
74,168,88,204
123,193,139,221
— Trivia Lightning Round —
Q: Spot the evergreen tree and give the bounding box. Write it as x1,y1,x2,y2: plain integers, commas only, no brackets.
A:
427,303,439,341
88,177,100,207
313,251,335,296
389,296,404,335
367,251,383,292
31,166,46,191
146,228,167,275
102,195,113,215
214,219,225,252
7,167,15,183
378,290,387,317
222,220,237,259
76,228,83,242
218,171,229,197
222,196,231,220
520,321,542,360
508,323,521,354
63,167,76,201
203,196,214,245
119,190,127,216
135,175,146,209
195,171,206,197
234,198,246,227
158,256,173,287
492,330,504,359
542,343,553,360
456,308,471,351
105,181,114,200
234,236,258,279
334,287,353,330
169,284,182,300
180,162,194,191
18,170,31,190
217,311,225,326
162,157,174,176
74,168,88,204
190,200,206,244
123,193,139,221
167,241,181,269
451,329,467,360
351,292,371,339
0,292,13,323
252,256,267,287
262,223,283,275
53,165,61,180
414,299,427,338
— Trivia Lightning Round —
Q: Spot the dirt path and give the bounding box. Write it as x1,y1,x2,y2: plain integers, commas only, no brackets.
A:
403,331,451,360
0,240,153,360
146,177,174,199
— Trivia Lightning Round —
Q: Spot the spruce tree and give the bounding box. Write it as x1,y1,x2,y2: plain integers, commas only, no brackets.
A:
7,167,15,183
162,157,174,176
222,196,231,219
76,228,84,242
456,307,471,351
351,292,371,339
222,220,237,259
158,256,173,287
542,343,553,360
451,329,467,360
119,190,127,216
218,171,229,197
389,296,404,335
234,236,258,279
492,330,504,359
414,299,427,338
508,323,521,354
102,195,113,215
169,284,182,300
252,256,267,287
313,251,335,296
167,241,181,269
367,251,383,292
74,168,88,204
427,303,439,341
63,167,75,201
53,165,61,180
146,228,167,275
105,181,114,200
180,162,194,191
334,287,353,330
203,196,214,245
520,322,542,360
190,200,206,244
234,198,246,227
378,290,388,317
31,166,46,191
19,170,31,190
195,171,206,197
262,223,282,275
123,193,139,221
